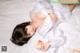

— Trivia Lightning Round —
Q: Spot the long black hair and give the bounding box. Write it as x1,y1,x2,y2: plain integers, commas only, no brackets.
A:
10,22,32,46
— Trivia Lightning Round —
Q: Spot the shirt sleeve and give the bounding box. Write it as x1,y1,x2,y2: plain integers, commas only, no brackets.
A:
30,2,48,20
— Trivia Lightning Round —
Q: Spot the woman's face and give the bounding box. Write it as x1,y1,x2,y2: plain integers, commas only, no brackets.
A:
59,0,79,4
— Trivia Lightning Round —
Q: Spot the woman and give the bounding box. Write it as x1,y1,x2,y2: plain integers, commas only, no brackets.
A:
21,0,66,53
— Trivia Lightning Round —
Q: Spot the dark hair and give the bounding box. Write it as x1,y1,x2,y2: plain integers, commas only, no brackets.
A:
10,22,32,46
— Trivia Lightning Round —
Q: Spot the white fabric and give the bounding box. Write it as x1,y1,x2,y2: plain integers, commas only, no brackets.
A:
21,32,56,53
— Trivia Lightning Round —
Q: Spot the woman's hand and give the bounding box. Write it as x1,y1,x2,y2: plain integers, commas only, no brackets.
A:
36,40,51,51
